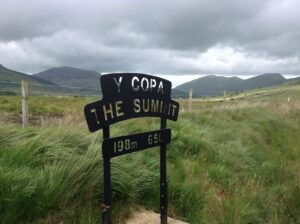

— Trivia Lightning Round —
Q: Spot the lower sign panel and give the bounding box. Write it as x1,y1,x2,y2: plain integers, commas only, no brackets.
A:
102,129,171,158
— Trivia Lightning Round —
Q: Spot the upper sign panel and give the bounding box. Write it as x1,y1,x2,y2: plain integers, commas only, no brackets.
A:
84,73,179,132
100,73,172,100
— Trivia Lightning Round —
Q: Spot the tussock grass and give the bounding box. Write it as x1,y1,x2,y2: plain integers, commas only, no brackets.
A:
0,118,160,223
1,85,300,223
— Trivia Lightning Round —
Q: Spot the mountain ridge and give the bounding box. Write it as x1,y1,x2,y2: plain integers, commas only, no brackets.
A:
0,64,102,96
1,63,300,97
0,64,55,85
33,66,101,89
175,73,296,96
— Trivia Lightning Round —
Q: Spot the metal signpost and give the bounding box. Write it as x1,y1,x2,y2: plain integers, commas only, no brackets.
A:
84,73,179,224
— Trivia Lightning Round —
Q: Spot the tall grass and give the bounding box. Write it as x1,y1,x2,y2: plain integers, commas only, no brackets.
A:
0,118,161,223
0,88,300,223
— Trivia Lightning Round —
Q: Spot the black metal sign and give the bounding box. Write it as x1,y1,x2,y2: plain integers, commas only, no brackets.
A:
84,73,179,131
84,73,179,224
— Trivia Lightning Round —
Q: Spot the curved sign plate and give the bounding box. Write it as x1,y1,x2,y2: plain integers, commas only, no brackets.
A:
84,73,179,132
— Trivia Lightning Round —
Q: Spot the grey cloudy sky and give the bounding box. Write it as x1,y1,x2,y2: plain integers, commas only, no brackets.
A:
0,0,299,77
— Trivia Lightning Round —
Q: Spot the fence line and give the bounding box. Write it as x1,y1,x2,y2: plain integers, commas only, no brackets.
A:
28,91,100,97
0,80,103,98
29,82,100,91
0,80,100,91
2,79,282,124
0,89,100,98
0,80,21,84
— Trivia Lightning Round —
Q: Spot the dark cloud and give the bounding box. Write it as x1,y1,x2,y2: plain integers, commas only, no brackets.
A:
0,0,299,75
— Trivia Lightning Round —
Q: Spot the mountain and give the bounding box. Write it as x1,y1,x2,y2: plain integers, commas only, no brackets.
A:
175,73,290,97
1,64,298,97
0,64,53,85
0,64,58,95
171,89,188,98
0,64,101,96
287,76,300,84
33,66,101,89
175,75,243,96
237,73,287,90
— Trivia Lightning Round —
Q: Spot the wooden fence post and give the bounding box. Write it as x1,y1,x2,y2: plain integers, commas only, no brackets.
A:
189,89,192,112
22,80,29,128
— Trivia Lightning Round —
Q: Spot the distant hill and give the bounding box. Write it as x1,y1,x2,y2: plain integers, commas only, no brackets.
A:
33,66,101,90
171,89,188,98
175,73,291,96
0,64,101,96
287,76,300,84
0,64,53,85
0,64,59,95
238,73,287,90
2,64,299,97
175,75,243,96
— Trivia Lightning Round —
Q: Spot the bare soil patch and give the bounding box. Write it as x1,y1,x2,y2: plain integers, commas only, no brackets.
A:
126,210,189,224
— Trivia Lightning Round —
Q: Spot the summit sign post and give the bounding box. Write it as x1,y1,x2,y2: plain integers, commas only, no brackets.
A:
84,73,179,224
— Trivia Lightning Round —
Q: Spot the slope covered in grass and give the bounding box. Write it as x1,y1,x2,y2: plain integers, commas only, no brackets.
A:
0,91,300,223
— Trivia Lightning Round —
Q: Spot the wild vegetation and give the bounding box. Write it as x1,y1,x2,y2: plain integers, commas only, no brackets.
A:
0,84,300,224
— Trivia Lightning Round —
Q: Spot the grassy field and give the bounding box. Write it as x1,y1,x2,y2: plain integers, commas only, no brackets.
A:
0,84,300,223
